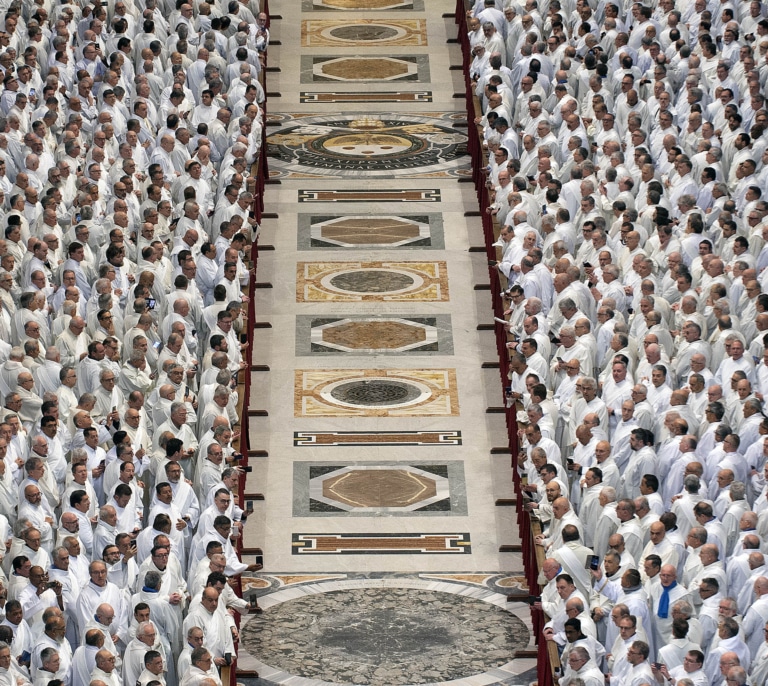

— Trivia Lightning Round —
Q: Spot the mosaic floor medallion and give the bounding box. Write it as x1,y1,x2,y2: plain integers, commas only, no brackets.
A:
303,0,424,9
241,585,529,685
298,213,444,249
302,19,427,47
268,113,467,178
295,314,453,355
296,261,449,302
294,369,459,417
293,461,468,516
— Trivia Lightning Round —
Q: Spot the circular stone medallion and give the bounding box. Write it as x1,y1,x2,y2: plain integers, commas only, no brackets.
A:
328,25,400,41
329,380,420,406
328,270,415,293
241,587,529,686
319,376,433,410
267,114,467,177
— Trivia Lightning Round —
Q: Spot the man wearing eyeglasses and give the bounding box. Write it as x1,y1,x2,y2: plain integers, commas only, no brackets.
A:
651,649,707,685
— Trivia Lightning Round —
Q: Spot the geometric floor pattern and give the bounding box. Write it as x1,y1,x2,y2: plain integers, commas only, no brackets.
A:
296,261,450,302
296,314,454,355
301,19,428,47
297,213,445,249
294,368,460,417
293,460,468,515
291,532,472,554
245,0,525,678
293,430,463,446
301,55,431,83
268,113,468,179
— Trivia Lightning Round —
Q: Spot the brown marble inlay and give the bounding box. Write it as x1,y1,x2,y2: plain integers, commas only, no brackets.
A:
322,469,437,508
321,320,427,349
320,218,420,244
321,58,409,80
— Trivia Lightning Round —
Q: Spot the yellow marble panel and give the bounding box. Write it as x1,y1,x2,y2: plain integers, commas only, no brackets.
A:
302,19,428,47
296,260,449,302
294,368,460,417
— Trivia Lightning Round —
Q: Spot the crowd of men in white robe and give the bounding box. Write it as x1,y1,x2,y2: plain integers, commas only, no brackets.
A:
466,0,768,683
0,0,272,684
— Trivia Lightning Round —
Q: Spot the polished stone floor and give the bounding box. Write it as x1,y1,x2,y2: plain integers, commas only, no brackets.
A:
243,0,527,682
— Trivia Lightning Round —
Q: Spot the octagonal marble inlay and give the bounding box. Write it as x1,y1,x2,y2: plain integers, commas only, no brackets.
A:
303,56,430,84
316,318,432,352
312,466,447,512
297,315,453,357
322,56,413,81
315,216,424,247
299,214,444,250
293,461,467,516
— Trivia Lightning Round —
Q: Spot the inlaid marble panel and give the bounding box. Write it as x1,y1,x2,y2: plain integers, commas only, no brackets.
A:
298,213,444,249
295,314,453,355
296,261,449,302
294,368,459,417
301,19,428,47
292,533,472,554
293,430,463,446
300,91,433,104
298,188,441,202
293,461,468,516
301,55,430,83
268,113,467,178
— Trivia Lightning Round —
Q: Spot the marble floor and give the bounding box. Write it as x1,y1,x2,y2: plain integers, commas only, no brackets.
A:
244,0,527,683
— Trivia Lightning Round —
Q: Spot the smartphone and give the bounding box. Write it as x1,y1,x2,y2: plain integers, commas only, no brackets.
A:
46,581,57,589
147,298,156,309
99,459,106,467
130,540,137,549
584,555,599,571
653,663,662,670
255,554,263,565
566,457,574,466
153,341,161,350
246,500,254,512
557,356,564,363
75,213,81,222
526,595,541,605
583,262,592,268
111,406,117,413
29,88,35,97
224,653,232,666
19,651,30,664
